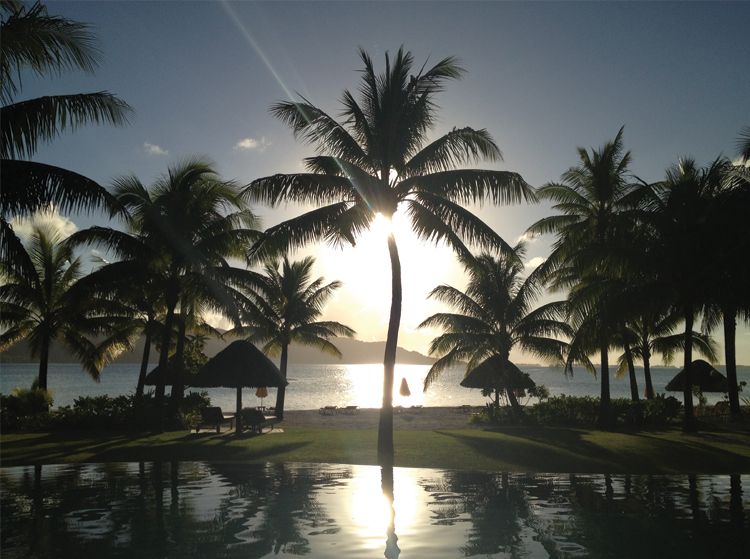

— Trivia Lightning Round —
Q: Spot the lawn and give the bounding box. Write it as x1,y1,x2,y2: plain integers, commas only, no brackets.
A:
2,425,749,473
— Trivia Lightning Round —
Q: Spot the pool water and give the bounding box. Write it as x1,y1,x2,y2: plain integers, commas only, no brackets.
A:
1,462,747,558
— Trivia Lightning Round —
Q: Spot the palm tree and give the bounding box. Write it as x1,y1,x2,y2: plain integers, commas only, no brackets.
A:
244,47,534,463
0,223,129,391
700,163,750,421
614,310,718,399
1,0,133,277
228,255,355,420
527,127,638,428
70,157,259,432
418,244,570,414
644,157,728,431
736,125,750,164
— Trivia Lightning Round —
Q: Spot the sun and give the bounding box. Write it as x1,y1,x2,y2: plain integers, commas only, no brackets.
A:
371,212,393,237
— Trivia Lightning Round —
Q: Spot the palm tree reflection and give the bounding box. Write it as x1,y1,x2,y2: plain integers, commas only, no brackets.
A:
382,465,400,559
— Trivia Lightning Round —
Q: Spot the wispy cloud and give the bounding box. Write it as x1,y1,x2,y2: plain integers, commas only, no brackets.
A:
525,256,546,270
144,142,168,155
235,137,271,152
10,207,78,241
516,232,539,244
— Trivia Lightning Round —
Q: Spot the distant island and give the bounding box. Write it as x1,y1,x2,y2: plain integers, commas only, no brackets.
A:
0,337,436,366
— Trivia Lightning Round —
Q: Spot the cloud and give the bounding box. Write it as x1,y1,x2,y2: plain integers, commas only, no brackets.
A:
234,137,271,152
516,232,539,244
10,207,78,241
144,142,168,155
525,256,546,270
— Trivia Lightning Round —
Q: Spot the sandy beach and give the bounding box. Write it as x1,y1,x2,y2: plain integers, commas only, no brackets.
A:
280,406,486,431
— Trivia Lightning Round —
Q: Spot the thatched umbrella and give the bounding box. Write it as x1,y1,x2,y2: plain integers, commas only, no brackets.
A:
144,365,196,388
665,359,728,392
192,340,287,433
460,355,535,410
399,377,411,397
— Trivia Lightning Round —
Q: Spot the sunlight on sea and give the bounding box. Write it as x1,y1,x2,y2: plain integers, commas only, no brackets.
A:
1,362,746,411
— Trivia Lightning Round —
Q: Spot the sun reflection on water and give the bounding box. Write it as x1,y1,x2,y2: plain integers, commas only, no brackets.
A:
343,364,429,408
349,467,419,551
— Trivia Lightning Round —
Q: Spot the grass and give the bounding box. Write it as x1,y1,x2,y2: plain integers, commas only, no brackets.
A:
2,424,749,473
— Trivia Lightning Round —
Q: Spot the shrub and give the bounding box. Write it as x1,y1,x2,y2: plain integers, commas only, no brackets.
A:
0,380,57,431
1,390,212,433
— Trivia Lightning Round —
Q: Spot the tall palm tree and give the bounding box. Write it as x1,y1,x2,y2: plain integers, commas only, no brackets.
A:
70,157,259,432
228,255,355,420
700,163,750,421
644,157,728,431
244,47,534,463
418,244,570,414
527,127,638,428
1,0,133,277
0,223,129,391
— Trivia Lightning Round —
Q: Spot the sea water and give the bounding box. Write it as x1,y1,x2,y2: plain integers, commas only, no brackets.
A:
1,362,746,411
1,462,748,558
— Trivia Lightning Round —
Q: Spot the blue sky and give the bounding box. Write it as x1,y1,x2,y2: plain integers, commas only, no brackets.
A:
16,1,750,364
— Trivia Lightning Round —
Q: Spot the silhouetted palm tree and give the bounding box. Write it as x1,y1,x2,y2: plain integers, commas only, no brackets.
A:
228,255,355,420
245,47,534,462
0,224,129,391
644,157,728,431
71,157,259,431
527,127,637,428
1,0,133,278
419,244,570,414
700,162,750,421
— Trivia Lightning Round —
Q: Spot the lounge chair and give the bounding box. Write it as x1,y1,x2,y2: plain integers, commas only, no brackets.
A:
319,405,338,415
409,405,423,413
196,407,235,433
241,408,280,434
343,405,359,414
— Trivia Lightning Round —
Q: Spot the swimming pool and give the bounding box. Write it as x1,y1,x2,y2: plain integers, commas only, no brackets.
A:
1,462,747,558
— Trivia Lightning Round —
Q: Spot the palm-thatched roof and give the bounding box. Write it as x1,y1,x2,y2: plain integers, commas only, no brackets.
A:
460,355,536,391
665,359,728,392
192,340,287,389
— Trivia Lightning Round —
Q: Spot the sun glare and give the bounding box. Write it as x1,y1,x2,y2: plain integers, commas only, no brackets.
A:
371,212,393,237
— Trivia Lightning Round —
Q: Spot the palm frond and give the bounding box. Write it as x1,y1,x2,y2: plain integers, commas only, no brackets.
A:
1,93,134,159
2,159,121,218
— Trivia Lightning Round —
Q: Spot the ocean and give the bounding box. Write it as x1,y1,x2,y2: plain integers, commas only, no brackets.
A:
1,362,746,411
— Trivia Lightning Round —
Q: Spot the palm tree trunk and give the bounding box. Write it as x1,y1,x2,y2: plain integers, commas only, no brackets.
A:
506,387,523,416
722,305,743,422
623,341,640,402
682,304,697,432
155,305,176,434
135,326,152,399
642,334,655,399
378,234,402,466
598,340,612,429
38,338,50,392
275,343,289,420
169,316,186,408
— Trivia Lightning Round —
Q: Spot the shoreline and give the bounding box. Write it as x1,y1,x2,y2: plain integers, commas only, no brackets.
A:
280,406,486,430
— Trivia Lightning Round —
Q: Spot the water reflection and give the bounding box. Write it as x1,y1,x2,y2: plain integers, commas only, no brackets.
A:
1,463,748,558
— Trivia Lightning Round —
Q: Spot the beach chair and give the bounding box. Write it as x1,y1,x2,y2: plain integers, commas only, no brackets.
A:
196,407,235,433
319,405,338,415
343,405,359,414
241,408,280,434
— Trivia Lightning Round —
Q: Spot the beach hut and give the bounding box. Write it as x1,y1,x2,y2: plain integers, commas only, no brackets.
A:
665,359,728,392
460,355,535,410
192,340,287,433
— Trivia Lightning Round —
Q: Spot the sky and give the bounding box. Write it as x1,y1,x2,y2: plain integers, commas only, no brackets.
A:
14,1,750,365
